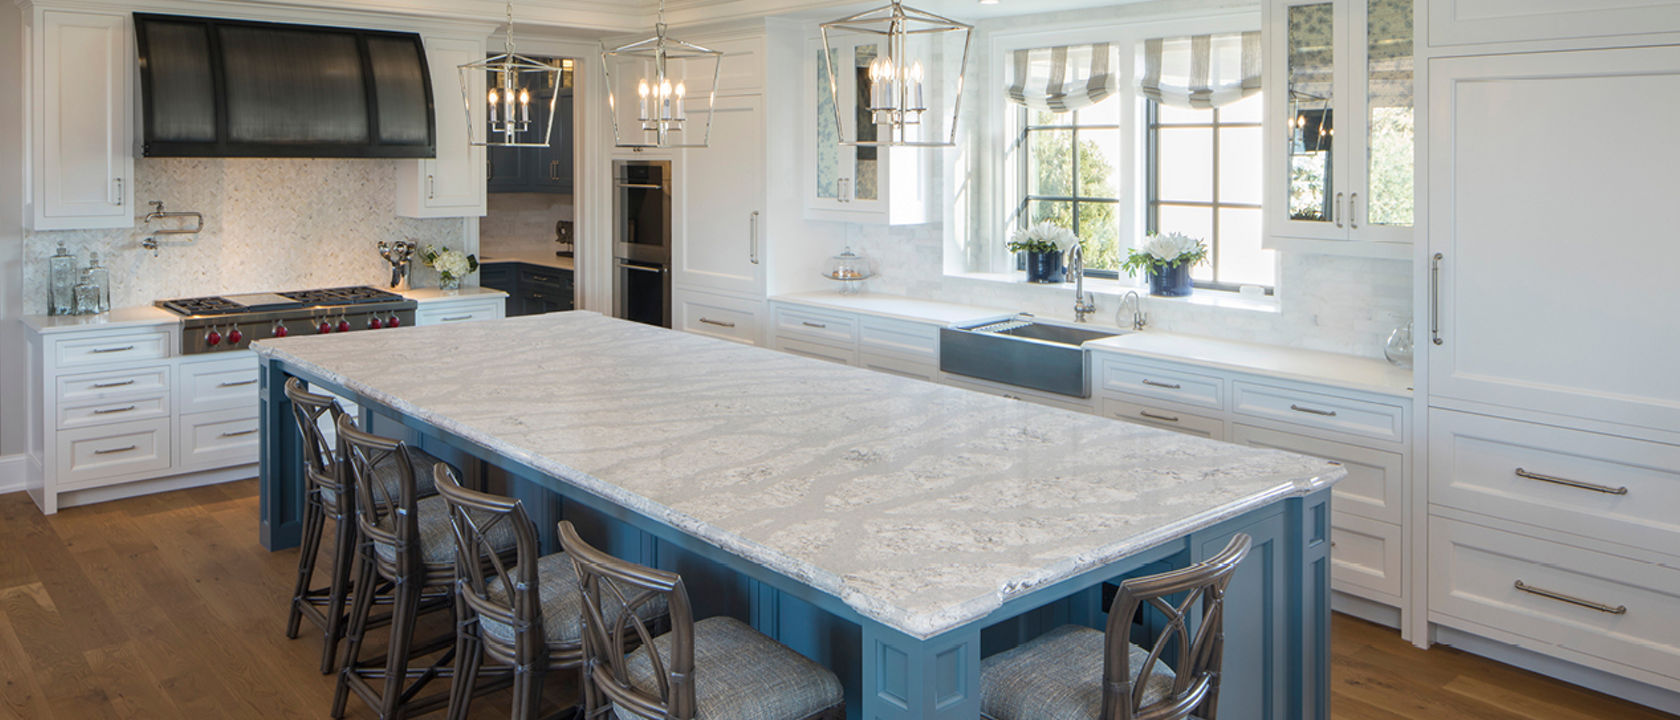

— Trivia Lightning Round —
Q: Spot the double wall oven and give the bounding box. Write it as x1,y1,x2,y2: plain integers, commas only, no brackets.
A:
613,160,672,327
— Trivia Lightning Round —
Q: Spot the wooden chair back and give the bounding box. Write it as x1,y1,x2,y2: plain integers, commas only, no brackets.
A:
432,464,543,658
336,415,424,575
283,378,345,516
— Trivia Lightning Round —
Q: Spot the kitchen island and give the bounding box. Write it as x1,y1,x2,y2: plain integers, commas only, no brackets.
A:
255,311,1342,720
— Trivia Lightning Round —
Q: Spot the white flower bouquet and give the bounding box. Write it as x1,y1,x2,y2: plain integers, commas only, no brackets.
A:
420,246,479,288
1006,222,1079,255
1121,232,1209,275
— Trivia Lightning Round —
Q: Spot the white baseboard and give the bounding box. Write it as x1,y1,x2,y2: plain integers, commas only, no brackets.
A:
1332,591,1403,630
0,454,23,495
53,464,255,510
1435,625,1680,716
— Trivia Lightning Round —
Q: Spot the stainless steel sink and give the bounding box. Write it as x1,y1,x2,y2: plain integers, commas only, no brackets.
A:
939,317,1127,398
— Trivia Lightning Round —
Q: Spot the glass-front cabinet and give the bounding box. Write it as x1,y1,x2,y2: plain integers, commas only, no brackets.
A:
803,35,934,225
1265,0,1414,256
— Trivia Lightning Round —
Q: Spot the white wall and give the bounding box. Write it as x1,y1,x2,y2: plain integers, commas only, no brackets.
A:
2,2,25,460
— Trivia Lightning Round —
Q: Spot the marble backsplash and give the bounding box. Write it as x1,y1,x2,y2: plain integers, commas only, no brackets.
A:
22,157,467,314
480,192,572,258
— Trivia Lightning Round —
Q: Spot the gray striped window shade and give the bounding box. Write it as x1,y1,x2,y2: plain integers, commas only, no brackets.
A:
1139,31,1262,110
1006,43,1120,113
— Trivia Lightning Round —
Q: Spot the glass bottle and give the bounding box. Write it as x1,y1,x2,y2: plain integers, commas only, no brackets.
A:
48,241,76,316
85,251,110,313
73,268,99,316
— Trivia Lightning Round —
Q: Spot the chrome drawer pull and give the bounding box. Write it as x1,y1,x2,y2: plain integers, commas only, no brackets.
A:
1515,468,1629,496
801,321,827,329
1139,411,1180,423
93,405,137,415
92,379,136,389
1142,379,1182,390
699,318,737,328
219,379,258,388
91,345,135,354
1290,404,1338,417
220,429,258,438
441,315,472,322
94,445,136,455
1513,580,1627,615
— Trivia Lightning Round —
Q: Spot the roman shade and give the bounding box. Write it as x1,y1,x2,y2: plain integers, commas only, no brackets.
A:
1139,31,1262,109
1006,43,1120,113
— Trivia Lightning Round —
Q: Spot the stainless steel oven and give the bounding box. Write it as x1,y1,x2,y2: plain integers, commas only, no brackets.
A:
613,160,672,327
615,258,670,328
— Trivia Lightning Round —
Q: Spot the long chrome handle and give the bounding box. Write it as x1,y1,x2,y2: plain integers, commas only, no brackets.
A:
1335,193,1345,228
618,262,664,274
220,429,258,438
440,315,473,322
427,175,436,199
91,346,135,354
94,445,136,455
1290,404,1339,417
1141,379,1182,390
699,317,736,328
1350,193,1359,229
839,178,851,203
529,293,546,300
219,379,258,388
801,321,827,329
1514,580,1627,615
112,178,124,205
529,275,556,283
1515,468,1628,496
550,160,559,181
1139,411,1181,423
1430,253,1444,346
92,379,136,389
749,211,760,265
93,405,136,415
616,183,666,190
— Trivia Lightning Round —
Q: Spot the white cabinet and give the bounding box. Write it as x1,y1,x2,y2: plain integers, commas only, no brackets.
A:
803,36,934,225
674,287,763,346
675,94,765,296
1264,0,1413,257
396,36,486,218
1427,0,1680,49
28,10,134,230
413,294,506,326
1425,46,1680,433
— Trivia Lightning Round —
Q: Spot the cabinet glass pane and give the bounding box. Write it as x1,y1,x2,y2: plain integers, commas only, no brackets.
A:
816,47,839,200
854,44,880,201
1367,0,1414,227
1287,3,1335,223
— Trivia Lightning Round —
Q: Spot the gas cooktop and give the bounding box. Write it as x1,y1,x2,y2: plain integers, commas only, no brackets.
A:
156,286,407,317
155,286,418,355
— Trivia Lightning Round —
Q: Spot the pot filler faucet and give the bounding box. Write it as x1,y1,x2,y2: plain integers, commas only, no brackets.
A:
1068,243,1096,323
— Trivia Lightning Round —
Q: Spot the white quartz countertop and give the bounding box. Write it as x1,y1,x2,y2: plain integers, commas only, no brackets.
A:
253,311,1342,639
480,253,576,272
770,292,1013,326
23,306,180,335
400,287,509,302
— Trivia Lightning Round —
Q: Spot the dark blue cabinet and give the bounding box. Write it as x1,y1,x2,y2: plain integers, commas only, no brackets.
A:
480,261,573,316
486,81,572,195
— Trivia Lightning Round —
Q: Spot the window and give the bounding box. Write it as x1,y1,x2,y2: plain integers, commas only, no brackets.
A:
1016,100,1123,274
1147,93,1274,291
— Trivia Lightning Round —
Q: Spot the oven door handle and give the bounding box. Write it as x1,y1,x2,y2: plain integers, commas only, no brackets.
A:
616,183,667,190
617,260,667,274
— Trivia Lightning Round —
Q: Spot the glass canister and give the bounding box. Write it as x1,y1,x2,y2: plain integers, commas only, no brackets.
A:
48,241,77,316
823,246,873,295
86,251,110,314
73,268,100,316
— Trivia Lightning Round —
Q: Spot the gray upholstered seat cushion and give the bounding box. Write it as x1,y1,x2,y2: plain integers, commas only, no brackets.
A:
980,624,1178,720
322,445,442,510
373,494,516,566
477,553,668,649
613,616,844,720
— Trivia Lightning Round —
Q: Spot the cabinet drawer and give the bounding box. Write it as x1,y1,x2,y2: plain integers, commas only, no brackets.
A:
54,330,171,369
57,419,172,490
1429,409,1680,553
177,408,260,471
1232,424,1404,525
1099,396,1224,440
58,394,170,430
676,290,761,346
58,365,171,403
773,305,858,346
858,316,939,361
1231,381,1403,443
1331,513,1403,601
417,300,505,325
859,352,938,383
519,267,569,292
1429,518,1680,685
773,336,857,367
179,355,259,413
1098,355,1223,411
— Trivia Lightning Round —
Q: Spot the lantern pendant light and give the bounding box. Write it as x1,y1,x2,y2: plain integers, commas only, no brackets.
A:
602,0,722,149
821,0,973,147
459,0,562,148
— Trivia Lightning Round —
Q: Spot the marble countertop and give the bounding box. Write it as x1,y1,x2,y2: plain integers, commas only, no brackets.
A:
23,306,181,335
399,287,509,303
480,252,575,272
254,311,1342,639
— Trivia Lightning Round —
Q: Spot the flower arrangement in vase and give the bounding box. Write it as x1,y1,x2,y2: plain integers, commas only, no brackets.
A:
1007,223,1079,284
420,246,479,290
1121,232,1208,297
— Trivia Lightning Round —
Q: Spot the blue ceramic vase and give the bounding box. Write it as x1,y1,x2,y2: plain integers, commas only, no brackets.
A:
1148,263,1194,297
1025,250,1067,284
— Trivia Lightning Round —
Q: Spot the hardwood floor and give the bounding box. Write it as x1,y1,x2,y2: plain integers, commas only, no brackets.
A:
0,480,1674,720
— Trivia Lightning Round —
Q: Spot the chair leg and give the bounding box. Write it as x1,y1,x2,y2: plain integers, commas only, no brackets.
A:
511,660,546,720
333,545,380,720
286,495,326,640
320,512,358,675
446,613,482,720
377,575,423,720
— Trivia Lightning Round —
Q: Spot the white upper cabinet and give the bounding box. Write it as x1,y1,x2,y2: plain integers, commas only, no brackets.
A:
29,10,134,231
396,36,486,218
1427,0,1680,49
803,35,934,225
1425,46,1680,433
676,93,766,296
1264,0,1414,258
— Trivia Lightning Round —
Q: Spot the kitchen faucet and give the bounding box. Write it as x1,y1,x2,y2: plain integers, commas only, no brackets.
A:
1118,290,1149,331
1067,243,1096,323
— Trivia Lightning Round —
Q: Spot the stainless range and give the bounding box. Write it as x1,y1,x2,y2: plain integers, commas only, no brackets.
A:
156,286,417,355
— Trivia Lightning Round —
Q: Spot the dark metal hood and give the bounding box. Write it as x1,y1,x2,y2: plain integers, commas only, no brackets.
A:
134,13,436,158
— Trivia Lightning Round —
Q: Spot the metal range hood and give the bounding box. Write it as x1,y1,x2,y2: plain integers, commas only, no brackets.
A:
134,13,436,158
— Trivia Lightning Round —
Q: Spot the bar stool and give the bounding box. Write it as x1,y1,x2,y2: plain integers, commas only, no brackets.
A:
978,533,1252,720
557,521,845,720
435,466,669,720
332,416,511,720
282,377,358,675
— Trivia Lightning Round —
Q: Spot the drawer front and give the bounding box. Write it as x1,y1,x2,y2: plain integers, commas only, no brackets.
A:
773,305,858,347
1231,381,1404,443
859,352,938,383
1430,518,1680,684
519,267,570,292
676,291,761,346
54,330,171,369
179,355,260,413
417,300,505,326
1098,356,1223,411
1232,424,1404,524
1099,396,1225,440
773,336,857,367
59,394,171,430
1331,513,1403,601
58,365,171,403
858,316,939,361
58,419,172,489
943,374,1095,414
177,409,260,471
1430,409,1680,552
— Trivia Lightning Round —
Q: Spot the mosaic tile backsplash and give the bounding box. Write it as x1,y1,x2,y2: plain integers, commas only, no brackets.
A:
22,158,468,315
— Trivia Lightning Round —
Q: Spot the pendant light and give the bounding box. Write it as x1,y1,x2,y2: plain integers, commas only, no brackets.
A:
602,0,722,149
459,0,562,148
821,0,973,147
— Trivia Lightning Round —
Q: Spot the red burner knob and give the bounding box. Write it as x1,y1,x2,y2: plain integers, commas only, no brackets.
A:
227,329,243,344
385,315,401,328
337,319,352,333
318,322,333,335
369,315,383,330
273,324,289,338
205,329,222,346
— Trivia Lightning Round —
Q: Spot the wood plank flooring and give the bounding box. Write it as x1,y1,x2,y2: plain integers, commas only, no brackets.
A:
1,480,1674,720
